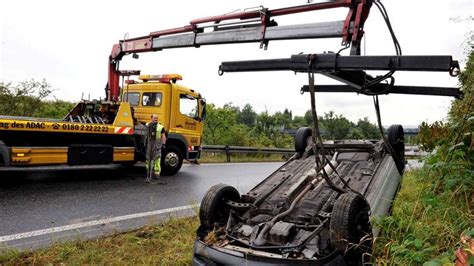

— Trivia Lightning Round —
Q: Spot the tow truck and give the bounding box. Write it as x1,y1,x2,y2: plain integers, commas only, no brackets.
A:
0,73,205,175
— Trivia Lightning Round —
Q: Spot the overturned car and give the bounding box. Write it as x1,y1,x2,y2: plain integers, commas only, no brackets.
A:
188,5,459,262
193,125,406,265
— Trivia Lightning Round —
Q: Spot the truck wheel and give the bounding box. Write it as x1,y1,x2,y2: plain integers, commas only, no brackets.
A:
161,145,183,176
330,193,372,265
295,127,312,153
0,141,10,166
199,184,240,229
387,124,405,174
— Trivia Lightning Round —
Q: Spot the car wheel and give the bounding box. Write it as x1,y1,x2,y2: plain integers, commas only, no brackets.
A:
330,193,372,265
199,184,240,229
161,145,183,176
295,127,312,153
387,124,405,174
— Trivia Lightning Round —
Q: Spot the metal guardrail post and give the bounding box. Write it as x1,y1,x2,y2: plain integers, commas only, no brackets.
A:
225,145,231,162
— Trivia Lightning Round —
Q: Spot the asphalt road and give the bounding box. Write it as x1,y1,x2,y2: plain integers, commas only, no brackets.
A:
0,162,283,251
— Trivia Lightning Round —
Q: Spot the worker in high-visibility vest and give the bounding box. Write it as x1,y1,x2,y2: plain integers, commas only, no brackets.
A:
145,114,167,183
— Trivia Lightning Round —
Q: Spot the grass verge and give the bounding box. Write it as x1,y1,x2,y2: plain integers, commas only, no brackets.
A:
373,169,473,265
0,217,199,265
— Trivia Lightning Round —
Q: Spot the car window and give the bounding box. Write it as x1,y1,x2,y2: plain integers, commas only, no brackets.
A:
123,92,140,106
179,94,198,118
142,92,162,107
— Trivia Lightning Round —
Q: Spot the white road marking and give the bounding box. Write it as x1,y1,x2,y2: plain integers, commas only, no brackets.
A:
0,162,282,172
191,162,284,166
0,204,199,243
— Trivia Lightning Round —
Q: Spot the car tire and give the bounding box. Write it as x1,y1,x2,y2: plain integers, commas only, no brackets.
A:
161,145,183,176
295,127,312,153
330,193,372,265
387,124,405,174
199,184,240,229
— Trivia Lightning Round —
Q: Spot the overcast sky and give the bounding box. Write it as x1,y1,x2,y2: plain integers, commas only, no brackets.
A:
1,0,471,126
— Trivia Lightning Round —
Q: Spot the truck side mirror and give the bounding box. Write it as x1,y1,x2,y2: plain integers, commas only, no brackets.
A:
200,98,207,121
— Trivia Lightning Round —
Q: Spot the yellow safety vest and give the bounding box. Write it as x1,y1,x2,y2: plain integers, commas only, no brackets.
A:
146,122,164,139
156,123,164,139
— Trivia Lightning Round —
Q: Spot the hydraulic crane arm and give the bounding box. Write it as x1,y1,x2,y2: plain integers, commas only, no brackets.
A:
218,53,462,97
107,0,373,101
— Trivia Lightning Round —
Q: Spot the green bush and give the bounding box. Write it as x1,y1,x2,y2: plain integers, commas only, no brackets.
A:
374,51,473,265
0,79,74,119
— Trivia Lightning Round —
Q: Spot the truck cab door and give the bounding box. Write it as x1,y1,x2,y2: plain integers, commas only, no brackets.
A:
170,85,202,147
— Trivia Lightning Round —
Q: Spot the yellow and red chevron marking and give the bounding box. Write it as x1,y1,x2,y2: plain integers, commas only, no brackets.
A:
114,126,133,134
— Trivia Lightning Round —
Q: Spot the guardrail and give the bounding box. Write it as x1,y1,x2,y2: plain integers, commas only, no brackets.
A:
201,145,424,162
202,145,293,162
405,145,428,157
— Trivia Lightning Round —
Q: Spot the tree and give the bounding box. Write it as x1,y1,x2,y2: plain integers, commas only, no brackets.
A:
449,51,473,140
420,51,473,152
320,111,352,140
203,103,238,144
237,104,257,127
0,79,53,117
227,125,252,146
347,128,364,139
255,110,277,135
223,103,240,115
203,103,257,146
291,116,307,128
203,103,384,147
304,110,313,125
0,80,75,119
274,109,292,130
253,133,274,148
356,117,380,139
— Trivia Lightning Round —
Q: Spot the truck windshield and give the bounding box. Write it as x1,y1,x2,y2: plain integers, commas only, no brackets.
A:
180,94,198,119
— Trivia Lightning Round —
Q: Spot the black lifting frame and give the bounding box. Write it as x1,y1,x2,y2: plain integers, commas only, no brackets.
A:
219,53,462,98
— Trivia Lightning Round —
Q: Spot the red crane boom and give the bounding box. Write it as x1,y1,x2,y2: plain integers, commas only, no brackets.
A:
106,0,373,101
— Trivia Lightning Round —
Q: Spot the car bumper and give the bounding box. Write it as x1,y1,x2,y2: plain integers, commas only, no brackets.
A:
192,240,346,266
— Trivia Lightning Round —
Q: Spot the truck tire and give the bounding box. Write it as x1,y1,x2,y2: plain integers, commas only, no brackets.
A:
387,124,405,174
0,141,10,166
330,193,372,265
295,127,312,153
161,145,183,176
199,184,240,229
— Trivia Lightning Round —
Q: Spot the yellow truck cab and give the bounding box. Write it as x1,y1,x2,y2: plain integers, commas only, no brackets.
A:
0,74,206,175
123,74,205,174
